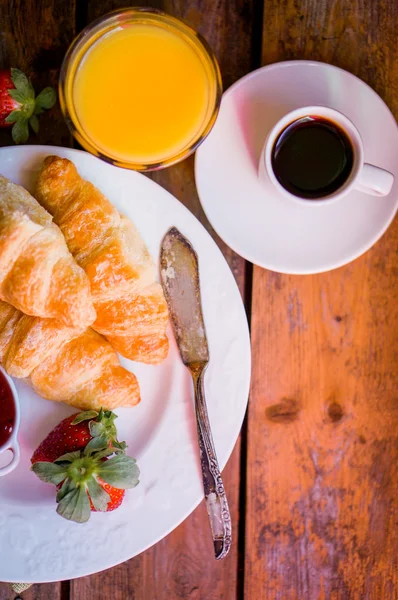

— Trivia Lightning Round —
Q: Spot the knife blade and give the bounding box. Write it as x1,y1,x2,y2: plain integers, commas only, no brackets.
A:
160,226,208,366
160,226,232,560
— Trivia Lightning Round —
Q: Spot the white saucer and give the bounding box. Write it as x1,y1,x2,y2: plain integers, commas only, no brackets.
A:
195,60,398,274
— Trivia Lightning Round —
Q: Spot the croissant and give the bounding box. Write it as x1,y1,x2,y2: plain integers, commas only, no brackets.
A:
0,300,140,411
0,175,96,329
35,156,169,364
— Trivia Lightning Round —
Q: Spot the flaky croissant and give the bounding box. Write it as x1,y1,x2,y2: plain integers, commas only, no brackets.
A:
0,300,140,411
0,175,95,329
35,156,169,364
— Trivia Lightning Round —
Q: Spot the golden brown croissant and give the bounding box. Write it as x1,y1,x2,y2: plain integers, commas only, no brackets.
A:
0,300,140,411
35,156,169,364
0,175,96,329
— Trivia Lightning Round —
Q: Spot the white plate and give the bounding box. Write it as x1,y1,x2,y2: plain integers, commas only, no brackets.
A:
0,146,250,583
195,60,398,274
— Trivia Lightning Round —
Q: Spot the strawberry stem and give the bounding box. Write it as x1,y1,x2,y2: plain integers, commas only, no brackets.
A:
31,449,140,524
5,68,56,144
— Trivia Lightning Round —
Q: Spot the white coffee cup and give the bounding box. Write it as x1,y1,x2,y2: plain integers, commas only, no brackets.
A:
259,105,394,203
0,366,20,476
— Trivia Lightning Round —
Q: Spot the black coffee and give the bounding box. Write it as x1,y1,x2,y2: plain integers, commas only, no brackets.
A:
271,116,354,199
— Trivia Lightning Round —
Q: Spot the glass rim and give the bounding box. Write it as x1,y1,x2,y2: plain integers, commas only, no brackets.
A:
59,7,223,171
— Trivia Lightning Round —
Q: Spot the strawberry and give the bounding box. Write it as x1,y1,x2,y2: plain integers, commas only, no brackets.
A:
0,68,56,143
55,459,126,513
31,408,127,464
88,476,125,512
0,70,18,127
32,451,139,522
31,408,139,523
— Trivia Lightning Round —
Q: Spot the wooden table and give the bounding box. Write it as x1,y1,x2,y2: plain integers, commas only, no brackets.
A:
0,1,397,599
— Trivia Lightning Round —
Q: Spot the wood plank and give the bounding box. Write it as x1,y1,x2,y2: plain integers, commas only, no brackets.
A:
70,486,241,600
246,1,398,598
70,1,254,598
0,583,65,600
0,0,75,596
0,0,74,147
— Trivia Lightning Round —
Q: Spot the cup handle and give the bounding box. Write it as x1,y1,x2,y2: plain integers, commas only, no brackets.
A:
0,440,20,476
355,163,394,197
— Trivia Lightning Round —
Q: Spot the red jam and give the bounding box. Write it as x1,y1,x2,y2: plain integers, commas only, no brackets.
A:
0,372,15,447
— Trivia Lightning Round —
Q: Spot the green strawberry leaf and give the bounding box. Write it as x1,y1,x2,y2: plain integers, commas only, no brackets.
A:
8,95,35,119
6,71,57,145
90,447,115,461
12,120,29,144
89,420,105,437
72,411,99,425
104,410,117,422
56,478,76,502
84,434,109,455
25,98,35,118
87,477,110,511
56,486,91,523
54,451,82,464
8,89,26,104
29,113,39,134
98,455,140,489
11,68,34,100
31,461,68,485
5,109,25,123
112,440,127,455
35,86,56,109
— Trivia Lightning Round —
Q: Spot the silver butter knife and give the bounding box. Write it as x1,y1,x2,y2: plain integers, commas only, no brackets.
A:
160,227,232,560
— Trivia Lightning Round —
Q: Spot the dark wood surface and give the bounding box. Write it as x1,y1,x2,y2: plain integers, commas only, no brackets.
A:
0,0,397,598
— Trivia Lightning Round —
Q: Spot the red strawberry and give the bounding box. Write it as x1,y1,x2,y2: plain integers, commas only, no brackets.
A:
89,478,125,513
31,414,92,464
31,408,127,464
33,451,139,522
0,68,56,143
54,462,126,513
0,70,18,127
31,408,139,523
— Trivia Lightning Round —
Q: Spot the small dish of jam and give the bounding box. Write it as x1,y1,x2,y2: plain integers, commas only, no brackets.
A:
0,366,20,476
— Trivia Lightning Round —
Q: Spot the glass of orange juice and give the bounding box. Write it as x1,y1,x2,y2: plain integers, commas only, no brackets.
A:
59,8,222,171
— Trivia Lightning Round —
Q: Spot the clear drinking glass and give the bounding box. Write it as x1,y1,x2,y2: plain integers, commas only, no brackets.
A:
59,8,222,171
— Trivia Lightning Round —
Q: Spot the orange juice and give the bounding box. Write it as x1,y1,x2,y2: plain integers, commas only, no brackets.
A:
60,10,222,170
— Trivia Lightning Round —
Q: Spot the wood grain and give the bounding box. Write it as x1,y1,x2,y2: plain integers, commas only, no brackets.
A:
0,584,63,600
246,1,398,598
0,0,74,147
69,1,254,599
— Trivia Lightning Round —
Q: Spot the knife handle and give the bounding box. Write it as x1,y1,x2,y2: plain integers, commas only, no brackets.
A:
191,365,232,560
